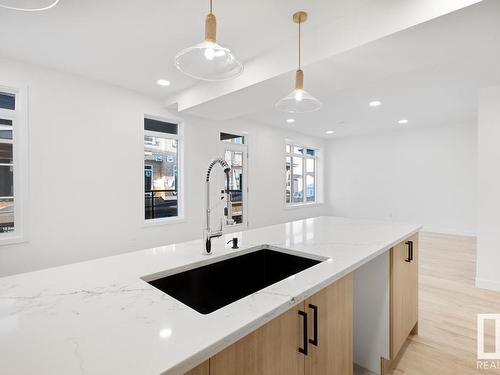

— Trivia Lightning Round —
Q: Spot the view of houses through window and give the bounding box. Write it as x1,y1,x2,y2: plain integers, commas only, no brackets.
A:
221,132,246,225
285,143,316,205
144,118,180,220
0,92,16,233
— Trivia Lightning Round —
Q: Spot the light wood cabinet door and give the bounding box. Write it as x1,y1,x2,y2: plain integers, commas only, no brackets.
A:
184,360,209,375
305,274,353,375
210,303,305,375
390,233,419,358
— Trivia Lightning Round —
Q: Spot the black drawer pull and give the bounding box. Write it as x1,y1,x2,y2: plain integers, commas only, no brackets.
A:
298,310,308,355
405,241,414,262
308,304,318,346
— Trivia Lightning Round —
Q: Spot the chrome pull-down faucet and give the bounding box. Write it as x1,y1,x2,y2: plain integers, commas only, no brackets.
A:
203,158,234,255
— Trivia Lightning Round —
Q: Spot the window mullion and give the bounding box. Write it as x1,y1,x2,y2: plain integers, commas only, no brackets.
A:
290,157,295,204
313,157,316,204
0,109,16,119
145,130,181,140
302,155,306,203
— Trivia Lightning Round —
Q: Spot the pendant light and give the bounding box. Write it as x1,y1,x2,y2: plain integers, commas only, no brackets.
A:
174,0,243,81
0,0,60,11
276,11,322,113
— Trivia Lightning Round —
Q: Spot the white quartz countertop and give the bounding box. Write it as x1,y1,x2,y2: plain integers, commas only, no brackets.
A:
0,216,420,375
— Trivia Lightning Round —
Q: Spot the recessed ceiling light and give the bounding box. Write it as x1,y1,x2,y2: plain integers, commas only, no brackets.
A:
159,328,172,338
286,118,295,123
369,100,381,107
157,79,171,86
398,119,409,124
326,130,334,135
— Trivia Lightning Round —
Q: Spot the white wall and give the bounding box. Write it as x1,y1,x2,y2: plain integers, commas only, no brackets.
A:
0,57,326,276
476,86,500,292
326,123,477,235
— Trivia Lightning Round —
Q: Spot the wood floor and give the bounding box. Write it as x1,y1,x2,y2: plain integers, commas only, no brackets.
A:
385,232,500,374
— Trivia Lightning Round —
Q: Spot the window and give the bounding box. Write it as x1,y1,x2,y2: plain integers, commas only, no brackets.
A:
144,117,182,221
220,132,244,145
0,88,27,241
285,143,317,205
0,92,15,111
220,132,247,225
0,116,14,233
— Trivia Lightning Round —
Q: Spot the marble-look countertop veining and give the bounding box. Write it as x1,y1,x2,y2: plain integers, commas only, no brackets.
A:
0,216,420,375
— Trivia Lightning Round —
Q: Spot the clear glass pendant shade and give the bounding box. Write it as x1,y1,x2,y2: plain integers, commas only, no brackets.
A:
275,89,322,113
0,0,60,11
174,41,243,81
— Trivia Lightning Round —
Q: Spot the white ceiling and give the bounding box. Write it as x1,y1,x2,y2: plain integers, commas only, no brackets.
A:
185,0,500,138
0,0,368,97
242,0,500,138
167,0,482,112
246,57,496,138
1,0,497,139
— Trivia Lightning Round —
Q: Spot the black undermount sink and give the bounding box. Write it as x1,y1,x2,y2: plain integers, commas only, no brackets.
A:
146,248,323,314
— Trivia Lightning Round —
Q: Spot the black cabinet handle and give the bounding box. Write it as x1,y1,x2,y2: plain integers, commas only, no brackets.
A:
405,241,414,262
308,304,318,346
298,310,308,355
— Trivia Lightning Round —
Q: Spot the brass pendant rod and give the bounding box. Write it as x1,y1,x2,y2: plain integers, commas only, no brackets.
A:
292,12,308,90
298,20,301,70
205,0,216,42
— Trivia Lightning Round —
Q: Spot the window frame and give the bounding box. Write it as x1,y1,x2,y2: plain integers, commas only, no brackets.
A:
142,114,184,226
284,141,318,207
0,84,29,245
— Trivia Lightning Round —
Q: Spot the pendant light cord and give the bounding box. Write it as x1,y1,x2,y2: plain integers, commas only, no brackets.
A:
0,0,60,11
209,0,213,13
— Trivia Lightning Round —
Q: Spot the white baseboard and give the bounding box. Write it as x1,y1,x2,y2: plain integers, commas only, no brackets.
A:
476,278,500,293
422,226,477,237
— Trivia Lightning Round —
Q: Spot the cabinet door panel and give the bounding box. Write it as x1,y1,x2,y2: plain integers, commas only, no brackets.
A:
390,233,419,358
305,274,353,375
184,360,209,375
210,303,305,375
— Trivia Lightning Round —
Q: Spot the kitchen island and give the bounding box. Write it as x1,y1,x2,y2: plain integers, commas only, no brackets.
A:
0,216,420,375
